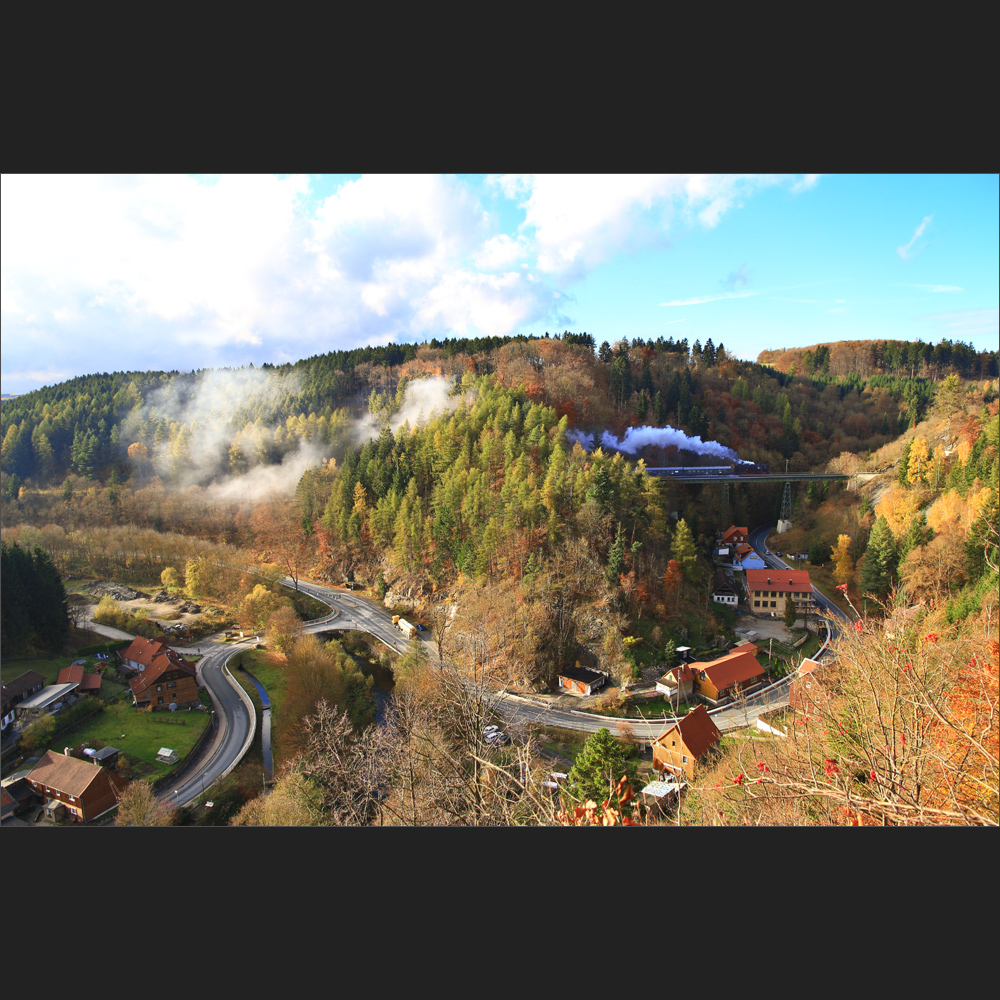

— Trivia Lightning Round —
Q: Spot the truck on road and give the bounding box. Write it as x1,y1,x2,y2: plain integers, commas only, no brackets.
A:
392,615,418,639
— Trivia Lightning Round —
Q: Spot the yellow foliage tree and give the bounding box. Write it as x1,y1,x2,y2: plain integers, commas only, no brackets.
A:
907,436,930,485
832,534,854,585
875,483,924,541
926,489,970,537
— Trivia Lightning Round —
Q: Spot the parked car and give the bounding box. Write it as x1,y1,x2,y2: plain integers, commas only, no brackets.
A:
416,623,427,631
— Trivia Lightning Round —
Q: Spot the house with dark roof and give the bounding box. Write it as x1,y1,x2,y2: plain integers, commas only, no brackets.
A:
711,569,739,607
26,750,126,823
556,665,608,696
2,670,46,732
651,706,722,780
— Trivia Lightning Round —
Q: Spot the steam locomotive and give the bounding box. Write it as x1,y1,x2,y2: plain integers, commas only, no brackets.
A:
644,462,770,477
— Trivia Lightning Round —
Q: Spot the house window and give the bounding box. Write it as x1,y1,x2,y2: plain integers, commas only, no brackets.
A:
156,685,162,692
682,755,687,763
157,696,163,704
167,681,176,689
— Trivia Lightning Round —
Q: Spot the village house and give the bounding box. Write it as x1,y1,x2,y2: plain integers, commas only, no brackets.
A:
25,750,126,823
711,569,739,607
651,705,722,781
745,568,816,620
657,663,697,701
1,670,45,733
15,683,80,721
787,658,835,717
720,525,750,546
129,649,199,710
556,665,607,696
119,637,184,674
657,644,766,706
736,544,767,570
57,663,103,696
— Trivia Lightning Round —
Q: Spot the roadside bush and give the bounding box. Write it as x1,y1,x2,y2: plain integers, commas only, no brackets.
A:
19,714,57,751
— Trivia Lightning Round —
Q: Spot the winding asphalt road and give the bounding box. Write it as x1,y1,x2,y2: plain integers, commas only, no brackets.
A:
149,520,849,805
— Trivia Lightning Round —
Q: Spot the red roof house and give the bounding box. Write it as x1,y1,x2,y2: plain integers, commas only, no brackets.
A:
129,651,199,711
119,637,183,674
652,705,722,780
691,646,766,705
57,663,103,695
745,568,816,619
26,750,126,823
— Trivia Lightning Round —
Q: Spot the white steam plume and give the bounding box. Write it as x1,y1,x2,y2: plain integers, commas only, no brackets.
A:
203,440,325,504
356,375,465,444
120,366,311,495
569,424,741,462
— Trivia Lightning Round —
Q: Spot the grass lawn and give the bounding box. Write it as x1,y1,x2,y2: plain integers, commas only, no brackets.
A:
39,699,212,780
622,695,699,721
229,649,286,715
531,726,593,765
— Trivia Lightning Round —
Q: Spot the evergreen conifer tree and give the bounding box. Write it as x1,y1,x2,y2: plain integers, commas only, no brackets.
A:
860,515,898,598
565,727,639,811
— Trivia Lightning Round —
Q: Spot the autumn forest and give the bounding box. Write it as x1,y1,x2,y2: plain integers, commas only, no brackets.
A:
2,332,997,827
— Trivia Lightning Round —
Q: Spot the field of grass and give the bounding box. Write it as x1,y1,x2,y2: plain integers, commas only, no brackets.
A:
41,700,212,779
229,649,286,717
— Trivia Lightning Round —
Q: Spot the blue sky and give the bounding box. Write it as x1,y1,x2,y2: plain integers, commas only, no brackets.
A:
1,173,996,395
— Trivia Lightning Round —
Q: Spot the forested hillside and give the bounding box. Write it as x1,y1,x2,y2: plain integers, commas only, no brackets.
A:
2,333,997,826
7,332,995,500
758,337,998,380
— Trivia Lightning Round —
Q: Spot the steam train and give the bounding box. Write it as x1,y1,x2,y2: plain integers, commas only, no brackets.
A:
645,462,770,477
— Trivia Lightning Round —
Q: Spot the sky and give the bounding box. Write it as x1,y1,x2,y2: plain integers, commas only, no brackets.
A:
2,173,997,396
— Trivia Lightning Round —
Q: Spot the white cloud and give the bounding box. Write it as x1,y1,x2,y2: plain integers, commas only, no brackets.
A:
473,233,532,271
1,174,573,391
415,269,559,338
499,174,807,281
2,367,75,387
897,214,933,260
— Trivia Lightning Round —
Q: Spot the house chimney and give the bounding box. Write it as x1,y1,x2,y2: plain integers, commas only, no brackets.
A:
767,577,771,584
